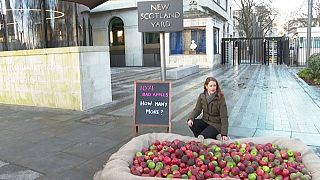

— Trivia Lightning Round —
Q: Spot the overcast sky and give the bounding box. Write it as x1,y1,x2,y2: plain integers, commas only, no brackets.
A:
233,0,308,30
272,0,307,29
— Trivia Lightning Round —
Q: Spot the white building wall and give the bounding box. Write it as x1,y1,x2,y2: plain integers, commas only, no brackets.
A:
90,9,143,66
294,27,320,66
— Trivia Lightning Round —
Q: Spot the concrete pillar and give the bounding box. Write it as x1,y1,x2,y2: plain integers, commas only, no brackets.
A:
206,19,214,67
165,32,170,66
92,28,108,46
124,25,143,66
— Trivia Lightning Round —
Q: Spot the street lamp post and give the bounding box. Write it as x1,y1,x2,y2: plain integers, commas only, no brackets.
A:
252,6,257,63
306,0,313,66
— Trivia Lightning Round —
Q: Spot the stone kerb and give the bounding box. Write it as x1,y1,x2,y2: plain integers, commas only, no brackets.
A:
166,65,199,79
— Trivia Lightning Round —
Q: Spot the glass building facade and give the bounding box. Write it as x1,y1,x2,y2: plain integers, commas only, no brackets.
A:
170,28,207,55
0,0,92,51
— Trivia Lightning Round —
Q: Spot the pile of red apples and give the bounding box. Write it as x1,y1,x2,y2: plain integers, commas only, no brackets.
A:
130,139,312,179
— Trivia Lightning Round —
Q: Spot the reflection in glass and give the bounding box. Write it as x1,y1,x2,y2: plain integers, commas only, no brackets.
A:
109,17,124,46
143,32,159,44
170,28,206,55
0,0,91,51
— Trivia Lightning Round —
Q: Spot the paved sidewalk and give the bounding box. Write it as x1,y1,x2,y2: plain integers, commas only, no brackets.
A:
0,64,320,180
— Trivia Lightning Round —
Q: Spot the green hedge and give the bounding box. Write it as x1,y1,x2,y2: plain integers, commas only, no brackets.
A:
297,68,312,79
308,53,320,79
297,53,320,85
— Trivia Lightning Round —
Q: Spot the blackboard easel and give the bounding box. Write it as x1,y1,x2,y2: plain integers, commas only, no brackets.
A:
133,80,172,136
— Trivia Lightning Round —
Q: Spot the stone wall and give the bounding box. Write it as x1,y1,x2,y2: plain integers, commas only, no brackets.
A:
0,46,111,111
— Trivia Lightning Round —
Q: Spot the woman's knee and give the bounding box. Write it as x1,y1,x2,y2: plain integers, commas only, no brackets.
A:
201,126,219,139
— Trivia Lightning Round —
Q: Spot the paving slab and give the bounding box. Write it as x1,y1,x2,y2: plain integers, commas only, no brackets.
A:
228,127,256,137
0,160,43,180
253,129,292,138
291,132,320,146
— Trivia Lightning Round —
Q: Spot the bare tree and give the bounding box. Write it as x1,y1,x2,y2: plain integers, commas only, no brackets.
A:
314,0,320,26
234,0,276,38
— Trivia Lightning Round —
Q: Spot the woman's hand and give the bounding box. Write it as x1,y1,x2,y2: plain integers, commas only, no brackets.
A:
221,135,229,141
187,119,193,127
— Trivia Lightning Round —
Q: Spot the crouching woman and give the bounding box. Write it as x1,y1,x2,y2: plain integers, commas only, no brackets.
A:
187,77,229,141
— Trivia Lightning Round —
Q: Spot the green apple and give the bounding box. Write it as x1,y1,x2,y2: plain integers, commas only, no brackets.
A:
209,151,214,157
290,173,298,180
250,149,257,156
273,159,280,166
248,173,257,180
135,151,143,157
240,147,246,153
211,160,218,166
166,174,173,178
154,166,161,172
181,174,188,179
215,152,222,158
262,166,270,173
287,149,294,157
156,161,163,168
272,143,278,148
233,155,241,163
147,159,153,164
214,166,221,173
262,157,268,163
235,140,241,147
162,145,169,151
148,161,155,169
187,170,192,177
288,157,295,162
171,164,179,171
214,146,221,152
226,161,234,168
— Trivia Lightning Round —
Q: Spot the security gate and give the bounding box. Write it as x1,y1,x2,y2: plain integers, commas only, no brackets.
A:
221,37,289,66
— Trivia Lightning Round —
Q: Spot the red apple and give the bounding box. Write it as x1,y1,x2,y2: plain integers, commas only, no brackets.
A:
218,160,227,168
282,168,290,177
163,156,171,165
230,167,240,176
204,170,213,178
256,168,264,176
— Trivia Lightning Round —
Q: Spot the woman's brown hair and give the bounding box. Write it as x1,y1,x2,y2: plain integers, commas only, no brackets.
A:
203,77,224,99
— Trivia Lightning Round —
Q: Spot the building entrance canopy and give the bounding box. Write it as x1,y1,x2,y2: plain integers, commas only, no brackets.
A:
63,0,107,9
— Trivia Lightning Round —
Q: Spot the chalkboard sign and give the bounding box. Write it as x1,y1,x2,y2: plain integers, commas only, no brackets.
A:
133,80,172,135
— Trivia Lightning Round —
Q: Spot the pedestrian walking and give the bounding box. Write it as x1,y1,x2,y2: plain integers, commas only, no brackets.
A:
187,77,229,140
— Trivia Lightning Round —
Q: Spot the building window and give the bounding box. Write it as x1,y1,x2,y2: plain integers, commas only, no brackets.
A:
109,17,124,46
213,30,218,54
170,27,206,55
170,31,183,54
0,0,91,51
143,32,159,44
313,37,320,48
191,28,206,54
299,37,305,48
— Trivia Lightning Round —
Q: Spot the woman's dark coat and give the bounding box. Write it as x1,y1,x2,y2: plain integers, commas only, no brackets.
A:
188,92,229,136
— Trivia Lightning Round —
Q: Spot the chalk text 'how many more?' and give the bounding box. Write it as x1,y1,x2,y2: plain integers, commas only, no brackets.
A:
139,101,168,107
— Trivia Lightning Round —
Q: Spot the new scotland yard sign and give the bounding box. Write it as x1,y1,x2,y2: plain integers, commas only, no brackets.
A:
137,0,183,32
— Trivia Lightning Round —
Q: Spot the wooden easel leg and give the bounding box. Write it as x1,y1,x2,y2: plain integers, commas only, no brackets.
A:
132,125,138,137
